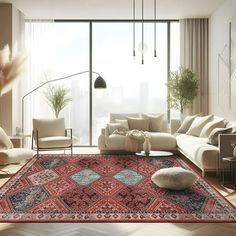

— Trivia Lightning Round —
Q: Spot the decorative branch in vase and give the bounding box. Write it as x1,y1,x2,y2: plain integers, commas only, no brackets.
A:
0,44,26,126
0,44,26,95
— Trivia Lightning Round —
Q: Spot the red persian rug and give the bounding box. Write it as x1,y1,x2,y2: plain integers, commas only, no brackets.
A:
0,154,235,222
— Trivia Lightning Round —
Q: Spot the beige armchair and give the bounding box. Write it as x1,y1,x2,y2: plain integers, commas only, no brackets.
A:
0,127,34,166
32,118,78,155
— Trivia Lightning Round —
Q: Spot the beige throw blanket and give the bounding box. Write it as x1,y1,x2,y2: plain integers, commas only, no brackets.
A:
112,129,145,152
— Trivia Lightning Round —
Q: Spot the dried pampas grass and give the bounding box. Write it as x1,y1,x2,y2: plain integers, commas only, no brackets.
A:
0,44,26,95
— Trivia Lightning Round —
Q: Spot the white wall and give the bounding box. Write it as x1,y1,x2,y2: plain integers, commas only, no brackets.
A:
209,0,236,120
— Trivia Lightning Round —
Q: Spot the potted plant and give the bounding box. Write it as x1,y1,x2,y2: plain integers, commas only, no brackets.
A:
45,85,72,118
167,67,199,115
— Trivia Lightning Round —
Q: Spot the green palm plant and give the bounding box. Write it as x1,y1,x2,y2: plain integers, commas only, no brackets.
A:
45,85,72,118
167,67,199,114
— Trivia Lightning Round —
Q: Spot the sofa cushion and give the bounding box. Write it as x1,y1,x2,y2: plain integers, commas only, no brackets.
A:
151,167,197,190
186,114,214,137
127,117,149,131
115,119,129,130
225,121,236,133
200,119,225,138
107,134,126,150
107,123,128,135
141,113,164,132
208,127,232,146
176,115,196,133
109,113,139,123
149,132,176,150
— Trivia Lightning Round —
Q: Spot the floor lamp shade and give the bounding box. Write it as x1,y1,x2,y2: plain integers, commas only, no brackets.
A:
94,76,106,89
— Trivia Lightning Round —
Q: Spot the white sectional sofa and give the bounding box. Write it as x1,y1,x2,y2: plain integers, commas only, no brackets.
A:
98,113,236,177
98,113,177,153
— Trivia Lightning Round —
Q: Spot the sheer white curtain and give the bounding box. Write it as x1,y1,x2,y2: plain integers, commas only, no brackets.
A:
24,21,90,146
180,19,209,115
24,20,56,138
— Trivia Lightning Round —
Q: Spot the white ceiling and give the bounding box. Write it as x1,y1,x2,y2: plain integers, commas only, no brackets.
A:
0,0,226,19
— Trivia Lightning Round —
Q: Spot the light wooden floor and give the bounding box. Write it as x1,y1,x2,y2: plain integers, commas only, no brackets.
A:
0,148,235,236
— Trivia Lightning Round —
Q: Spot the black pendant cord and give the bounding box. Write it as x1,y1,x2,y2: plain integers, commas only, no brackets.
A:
141,0,144,64
133,0,136,56
154,0,157,57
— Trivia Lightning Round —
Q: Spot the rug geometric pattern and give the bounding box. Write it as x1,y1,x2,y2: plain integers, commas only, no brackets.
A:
0,154,235,222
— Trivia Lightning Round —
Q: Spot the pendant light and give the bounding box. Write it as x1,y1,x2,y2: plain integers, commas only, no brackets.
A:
154,0,157,57
133,0,136,57
141,0,144,64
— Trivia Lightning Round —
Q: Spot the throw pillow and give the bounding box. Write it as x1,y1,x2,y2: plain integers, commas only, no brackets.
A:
141,113,164,132
108,123,128,135
127,117,149,131
0,127,13,150
200,119,225,138
186,114,214,137
208,127,232,146
151,167,197,190
176,115,197,133
115,119,129,130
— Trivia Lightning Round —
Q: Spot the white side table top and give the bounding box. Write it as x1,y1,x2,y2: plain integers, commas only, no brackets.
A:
136,150,173,157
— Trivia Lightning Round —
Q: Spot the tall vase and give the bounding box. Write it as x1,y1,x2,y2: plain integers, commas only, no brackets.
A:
143,137,151,155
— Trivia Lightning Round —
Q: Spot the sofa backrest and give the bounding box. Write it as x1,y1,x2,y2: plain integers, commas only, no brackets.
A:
109,113,169,133
109,113,140,123
162,119,169,132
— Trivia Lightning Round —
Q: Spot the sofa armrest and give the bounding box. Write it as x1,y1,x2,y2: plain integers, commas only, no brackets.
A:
170,119,181,134
219,134,236,170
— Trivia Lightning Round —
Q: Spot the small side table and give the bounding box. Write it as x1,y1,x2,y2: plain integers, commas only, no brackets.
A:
135,151,173,173
222,156,236,189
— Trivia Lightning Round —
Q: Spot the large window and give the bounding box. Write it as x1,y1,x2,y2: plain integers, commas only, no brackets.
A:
24,21,179,146
93,22,168,144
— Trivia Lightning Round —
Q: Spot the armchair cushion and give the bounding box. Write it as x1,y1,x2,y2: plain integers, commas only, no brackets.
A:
37,136,73,148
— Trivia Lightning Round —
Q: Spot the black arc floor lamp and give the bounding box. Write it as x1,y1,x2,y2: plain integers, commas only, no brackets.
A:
21,70,106,147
